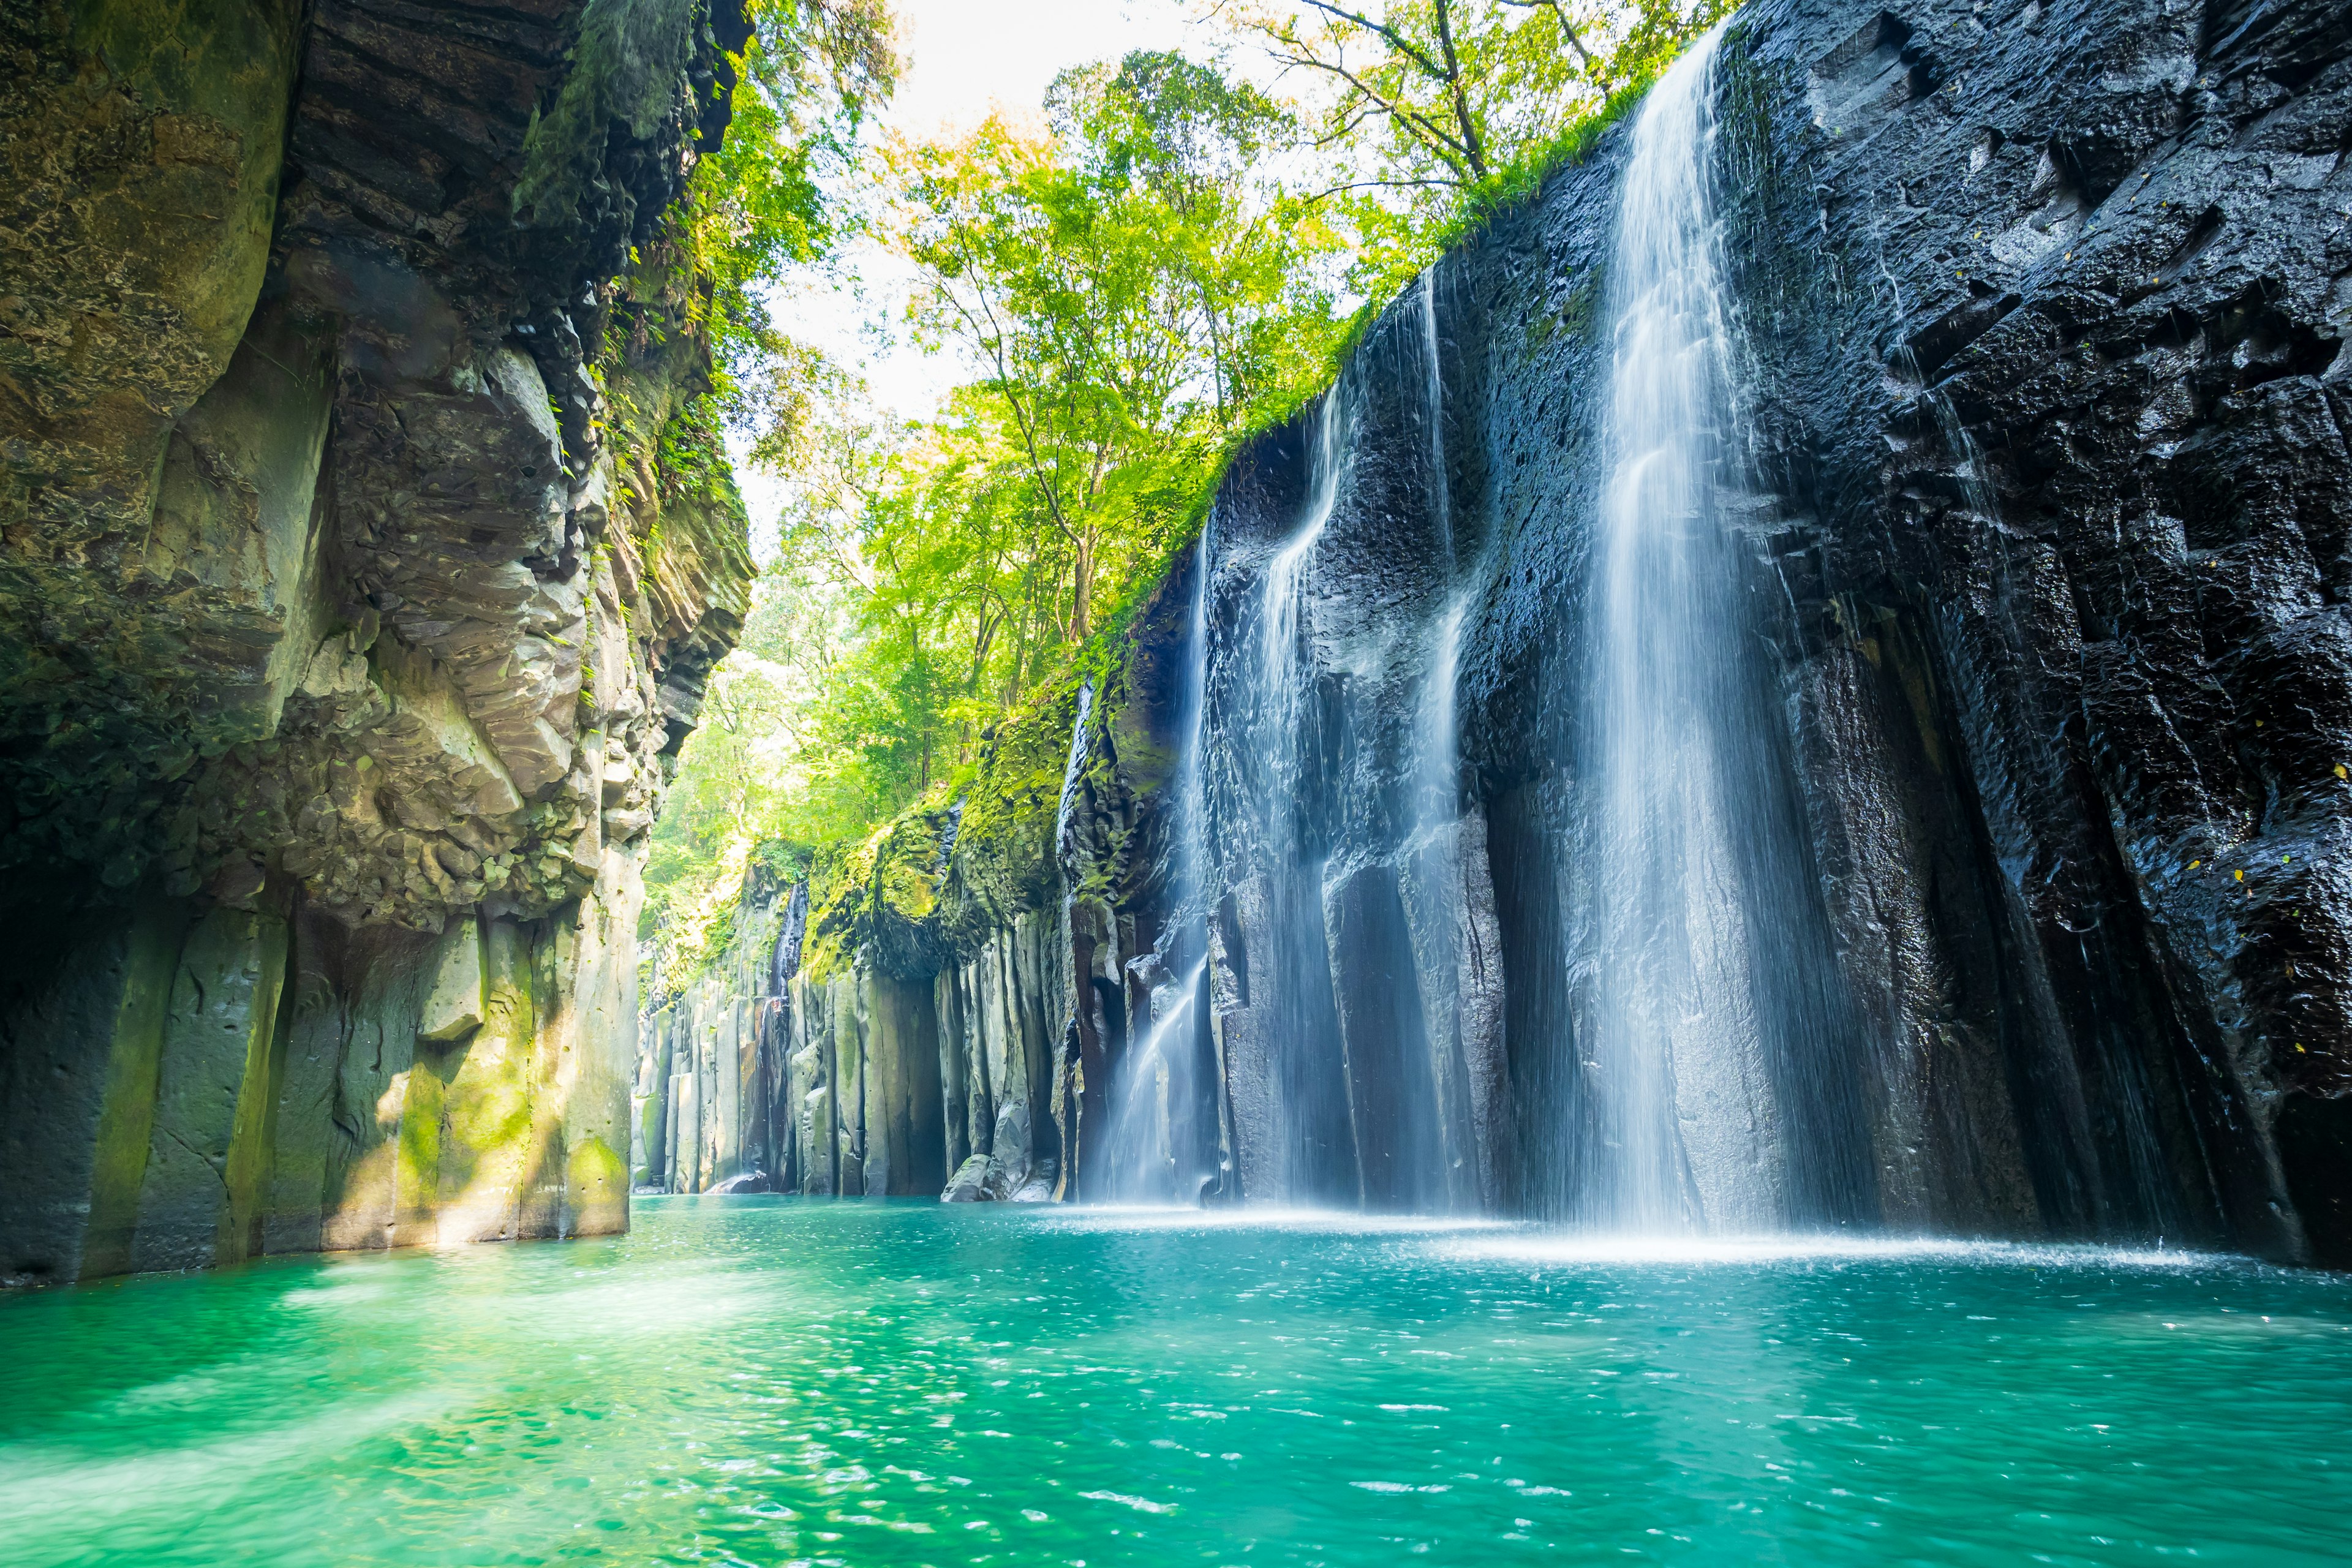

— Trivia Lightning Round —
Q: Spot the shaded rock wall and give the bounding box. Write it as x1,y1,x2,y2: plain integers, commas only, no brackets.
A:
1205,0,2352,1256
0,0,752,1284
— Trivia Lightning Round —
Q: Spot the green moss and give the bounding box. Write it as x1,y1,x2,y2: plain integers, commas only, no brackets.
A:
875,819,943,924
796,839,873,984
564,1134,630,1236
393,1060,444,1245
77,900,192,1280
217,913,291,1265
512,0,699,232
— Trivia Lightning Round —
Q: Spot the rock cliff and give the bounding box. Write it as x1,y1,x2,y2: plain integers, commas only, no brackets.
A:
0,0,753,1283
641,564,1199,1202
653,0,2352,1265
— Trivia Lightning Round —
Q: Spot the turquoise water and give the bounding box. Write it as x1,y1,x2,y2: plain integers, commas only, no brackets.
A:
5,1200,2351,1566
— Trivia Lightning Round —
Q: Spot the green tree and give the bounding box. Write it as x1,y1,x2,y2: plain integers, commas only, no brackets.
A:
894,50,1343,643
682,0,902,405
1200,0,1728,294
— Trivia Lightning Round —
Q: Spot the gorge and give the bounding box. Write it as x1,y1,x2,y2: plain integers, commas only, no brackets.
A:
638,0,2352,1272
7,0,2352,1561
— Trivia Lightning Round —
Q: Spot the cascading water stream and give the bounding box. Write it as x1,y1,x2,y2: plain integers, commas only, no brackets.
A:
1261,394,1348,739
1224,386,1361,1205
1420,264,1454,567
1055,682,1096,851
1414,262,1466,839
1104,530,1216,1204
1564,27,1867,1234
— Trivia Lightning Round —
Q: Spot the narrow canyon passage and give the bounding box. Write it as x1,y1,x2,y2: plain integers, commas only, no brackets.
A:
4,0,2351,1560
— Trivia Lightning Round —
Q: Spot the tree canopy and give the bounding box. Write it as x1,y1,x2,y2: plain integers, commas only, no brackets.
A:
641,1,1727,974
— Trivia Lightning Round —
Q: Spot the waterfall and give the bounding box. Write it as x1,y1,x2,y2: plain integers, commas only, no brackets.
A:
1403,265,1483,1215
1260,395,1347,742
1055,680,1096,852
1415,263,1464,836
1209,386,1361,1206
1104,530,1217,1204
1420,265,1453,567
1564,28,1869,1234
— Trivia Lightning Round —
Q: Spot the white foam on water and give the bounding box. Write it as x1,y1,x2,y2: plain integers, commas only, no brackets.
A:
0,1389,462,1536
1039,1205,1507,1236
1428,1231,2243,1271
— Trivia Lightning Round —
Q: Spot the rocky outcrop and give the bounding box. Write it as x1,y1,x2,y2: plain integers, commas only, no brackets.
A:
0,0,753,1284
1709,0,2352,1260
652,0,2351,1264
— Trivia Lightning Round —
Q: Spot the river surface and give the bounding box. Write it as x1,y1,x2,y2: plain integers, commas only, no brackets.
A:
5,1199,2350,1566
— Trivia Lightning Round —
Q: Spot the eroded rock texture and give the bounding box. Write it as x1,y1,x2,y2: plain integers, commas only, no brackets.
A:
1405,0,2348,1257
1711,0,2352,1259
0,0,752,1284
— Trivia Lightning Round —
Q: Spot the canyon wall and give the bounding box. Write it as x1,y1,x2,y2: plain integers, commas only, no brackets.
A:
657,0,2351,1263
0,0,753,1284
643,568,1202,1202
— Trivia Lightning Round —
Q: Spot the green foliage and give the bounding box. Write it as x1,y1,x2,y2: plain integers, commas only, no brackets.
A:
643,10,1732,974
677,0,899,411
893,50,1349,643
1202,0,1730,300
515,0,701,232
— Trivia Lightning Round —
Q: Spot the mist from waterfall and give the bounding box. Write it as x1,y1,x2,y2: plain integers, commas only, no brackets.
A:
1553,28,1871,1234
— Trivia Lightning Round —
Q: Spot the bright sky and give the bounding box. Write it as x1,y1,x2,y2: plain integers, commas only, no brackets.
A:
735,1,1221,552
891,0,1196,136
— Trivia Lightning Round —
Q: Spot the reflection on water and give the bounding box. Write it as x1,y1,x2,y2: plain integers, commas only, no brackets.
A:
4,1197,2350,1566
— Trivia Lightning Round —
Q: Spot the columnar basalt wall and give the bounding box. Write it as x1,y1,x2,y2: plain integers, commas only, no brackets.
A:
641,558,1205,1206
1202,0,2352,1257
0,0,753,1284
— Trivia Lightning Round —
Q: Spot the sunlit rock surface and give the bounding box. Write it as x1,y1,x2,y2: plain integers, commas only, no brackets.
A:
0,0,753,1284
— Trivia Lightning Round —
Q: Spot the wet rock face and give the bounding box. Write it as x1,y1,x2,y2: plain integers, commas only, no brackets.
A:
1158,0,2351,1255
0,0,750,1283
1707,0,2352,1256
1387,0,2348,1255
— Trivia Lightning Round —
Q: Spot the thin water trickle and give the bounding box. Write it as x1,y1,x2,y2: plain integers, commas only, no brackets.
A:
1414,263,1464,837
1103,529,1216,1204
1420,263,1453,568
1258,392,1348,752
1055,680,1096,851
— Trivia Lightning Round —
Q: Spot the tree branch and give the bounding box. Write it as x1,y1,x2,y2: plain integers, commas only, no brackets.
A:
1502,0,1600,72
1268,48,1478,177
1429,0,1488,178
1296,0,1450,83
